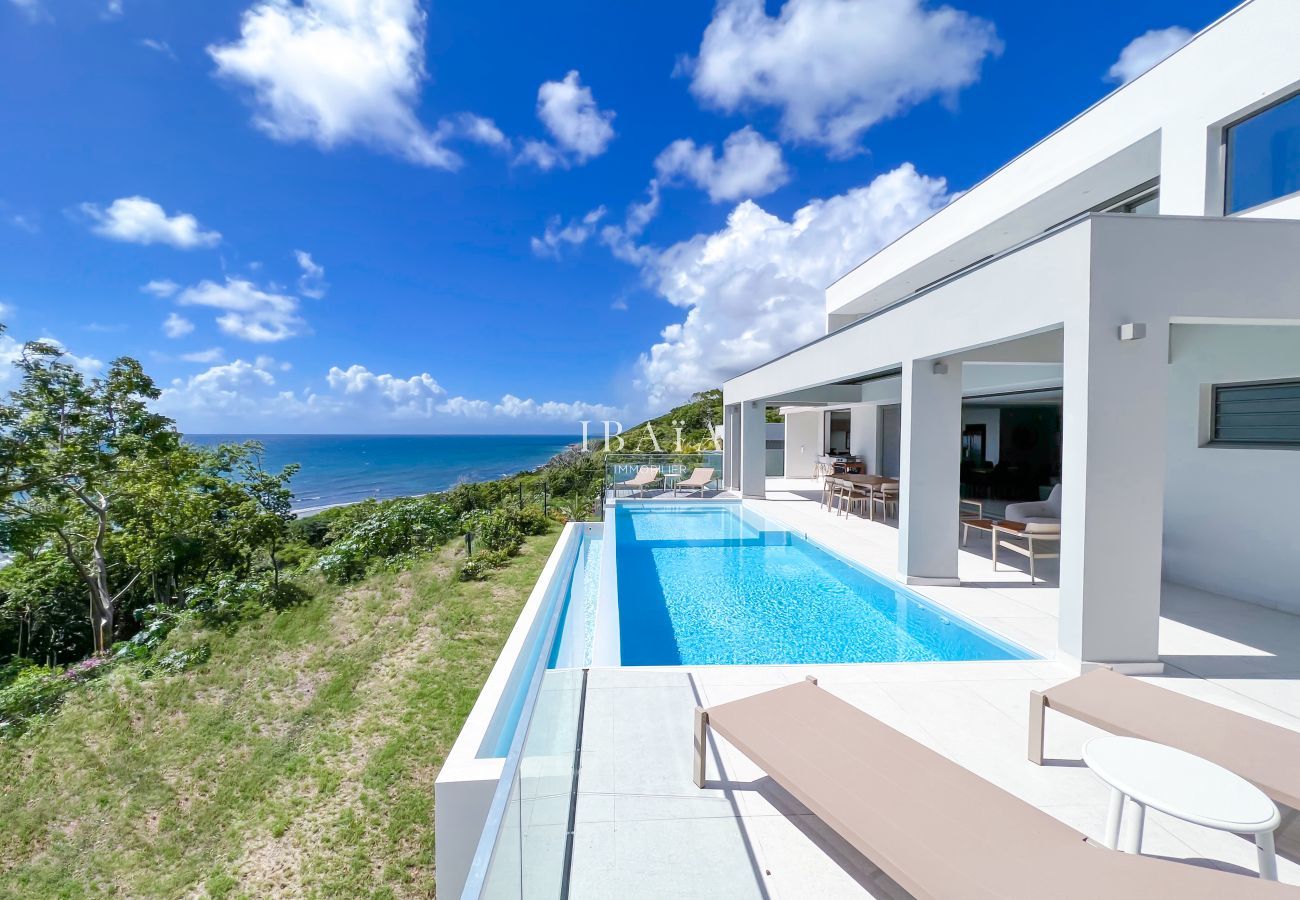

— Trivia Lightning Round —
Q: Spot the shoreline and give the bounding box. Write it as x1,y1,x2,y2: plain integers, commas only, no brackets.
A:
291,443,585,517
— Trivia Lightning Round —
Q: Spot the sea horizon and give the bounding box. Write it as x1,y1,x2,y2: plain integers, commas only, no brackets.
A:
185,433,583,515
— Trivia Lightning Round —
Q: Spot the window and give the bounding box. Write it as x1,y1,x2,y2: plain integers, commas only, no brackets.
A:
1210,379,1300,447
1225,91,1300,213
1108,190,1159,215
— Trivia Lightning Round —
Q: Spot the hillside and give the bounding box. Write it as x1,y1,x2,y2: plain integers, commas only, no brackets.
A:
0,531,559,898
0,383,730,898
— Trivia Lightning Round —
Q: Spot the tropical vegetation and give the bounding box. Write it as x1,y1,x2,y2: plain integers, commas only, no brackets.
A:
0,329,722,894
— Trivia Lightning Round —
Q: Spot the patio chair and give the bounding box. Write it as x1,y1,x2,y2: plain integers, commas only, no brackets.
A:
674,467,715,497
870,481,900,519
1029,668,1300,811
820,476,842,511
695,678,1297,899
993,520,1061,583
613,466,660,498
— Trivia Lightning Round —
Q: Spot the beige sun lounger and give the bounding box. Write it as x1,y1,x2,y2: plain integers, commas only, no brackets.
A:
674,467,715,497
614,465,660,498
696,678,1299,899
1030,667,1300,810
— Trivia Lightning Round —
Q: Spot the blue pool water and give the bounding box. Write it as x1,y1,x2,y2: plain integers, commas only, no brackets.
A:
615,503,1032,666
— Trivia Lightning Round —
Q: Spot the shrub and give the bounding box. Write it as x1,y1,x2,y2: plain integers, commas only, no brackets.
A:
513,505,551,536
0,664,75,738
185,575,283,627
457,549,513,581
149,644,212,675
469,509,524,556
313,496,459,583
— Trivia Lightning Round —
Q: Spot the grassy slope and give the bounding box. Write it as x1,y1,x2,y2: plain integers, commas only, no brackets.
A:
0,530,560,899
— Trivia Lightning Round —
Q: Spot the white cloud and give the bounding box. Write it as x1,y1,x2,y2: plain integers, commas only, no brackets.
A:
105,0,122,18
515,140,566,172
655,127,789,202
140,38,176,59
181,347,224,364
491,394,621,421
1106,26,1192,85
7,0,47,23
9,213,38,233
294,250,328,298
600,180,661,265
177,277,305,343
157,358,620,431
156,359,285,420
325,364,446,418
686,0,1000,154
443,112,509,149
82,197,221,249
0,301,14,320
436,395,491,417
630,163,953,407
517,71,614,169
209,0,498,168
142,279,180,298
531,206,606,258
163,312,195,338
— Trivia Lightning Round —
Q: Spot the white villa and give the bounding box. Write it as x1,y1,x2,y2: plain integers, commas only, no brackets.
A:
441,2,1300,897
722,0,1300,670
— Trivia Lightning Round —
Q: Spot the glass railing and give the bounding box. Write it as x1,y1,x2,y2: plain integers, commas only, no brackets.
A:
468,667,586,899
603,452,723,495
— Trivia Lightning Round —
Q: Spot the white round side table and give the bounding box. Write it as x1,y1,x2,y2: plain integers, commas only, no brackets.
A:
1083,735,1281,880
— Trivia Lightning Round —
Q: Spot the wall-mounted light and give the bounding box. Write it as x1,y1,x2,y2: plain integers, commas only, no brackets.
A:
1119,322,1147,342
931,360,949,375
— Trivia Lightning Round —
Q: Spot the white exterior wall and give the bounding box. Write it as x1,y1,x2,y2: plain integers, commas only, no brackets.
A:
849,405,879,473
783,410,821,478
1164,325,1300,613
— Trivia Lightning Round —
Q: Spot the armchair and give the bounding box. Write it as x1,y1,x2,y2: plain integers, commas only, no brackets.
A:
1004,483,1061,526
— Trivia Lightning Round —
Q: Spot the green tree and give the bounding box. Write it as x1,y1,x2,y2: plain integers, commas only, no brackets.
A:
231,447,300,587
0,340,176,652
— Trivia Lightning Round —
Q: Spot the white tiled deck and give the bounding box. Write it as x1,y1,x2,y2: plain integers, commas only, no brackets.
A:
568,479,1300,898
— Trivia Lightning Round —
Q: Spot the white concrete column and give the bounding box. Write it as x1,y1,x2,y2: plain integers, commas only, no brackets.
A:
1058,316,1168,668
898,357,962,586
1158,119,1216,216
739,401,767,499
722,404,740,490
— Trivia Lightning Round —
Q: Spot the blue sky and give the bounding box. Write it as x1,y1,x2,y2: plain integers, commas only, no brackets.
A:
0,0,1229,433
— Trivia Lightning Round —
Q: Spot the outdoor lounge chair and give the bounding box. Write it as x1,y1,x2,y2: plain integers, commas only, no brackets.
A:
695,678,1298,898
1006,483,1062,526
674,467,715,497
614,465,660,498
1029,668,1300,810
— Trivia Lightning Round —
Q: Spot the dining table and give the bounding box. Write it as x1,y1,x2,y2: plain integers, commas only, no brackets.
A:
824,474,899,520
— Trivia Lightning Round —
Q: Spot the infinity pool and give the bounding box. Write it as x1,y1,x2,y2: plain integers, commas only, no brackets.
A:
614,502,1032,666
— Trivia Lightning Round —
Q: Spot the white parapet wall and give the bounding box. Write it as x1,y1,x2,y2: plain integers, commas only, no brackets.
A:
434,522,584,900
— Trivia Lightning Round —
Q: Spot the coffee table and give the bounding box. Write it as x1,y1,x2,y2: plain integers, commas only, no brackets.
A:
961,517,998,548
1083,735,1281,880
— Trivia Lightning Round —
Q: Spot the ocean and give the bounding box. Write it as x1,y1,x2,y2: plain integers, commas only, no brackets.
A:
185,434,580,514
